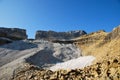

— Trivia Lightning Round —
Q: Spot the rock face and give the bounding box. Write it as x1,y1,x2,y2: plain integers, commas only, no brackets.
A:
35,30,87,40
0,37,12,45
0,27,27,40
105,25,120,40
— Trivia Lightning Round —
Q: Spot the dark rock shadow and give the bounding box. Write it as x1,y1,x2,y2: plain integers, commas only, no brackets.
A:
0,40,38,50
25,49,63,68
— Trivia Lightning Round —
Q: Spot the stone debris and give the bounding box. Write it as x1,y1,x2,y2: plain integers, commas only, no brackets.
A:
11,55,120,80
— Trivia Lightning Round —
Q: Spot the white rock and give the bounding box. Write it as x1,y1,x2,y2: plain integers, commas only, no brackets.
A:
50,56,95,71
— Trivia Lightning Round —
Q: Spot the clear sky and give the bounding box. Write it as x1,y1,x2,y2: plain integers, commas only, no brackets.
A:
0,0,120,38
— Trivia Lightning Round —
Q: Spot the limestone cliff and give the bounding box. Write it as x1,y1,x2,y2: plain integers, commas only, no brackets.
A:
35,30,86,40
0,27,27,40
0,27,27,45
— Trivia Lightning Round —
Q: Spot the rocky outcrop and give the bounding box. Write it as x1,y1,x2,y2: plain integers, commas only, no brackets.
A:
0,37,12,45
35,30,87,40
74,30,107,45
74,26,120,46
74,26,120,63
0,27,27,40
105,25,120,40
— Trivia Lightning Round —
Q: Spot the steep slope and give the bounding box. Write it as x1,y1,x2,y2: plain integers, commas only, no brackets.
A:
74,26,120,63
1,40,90,80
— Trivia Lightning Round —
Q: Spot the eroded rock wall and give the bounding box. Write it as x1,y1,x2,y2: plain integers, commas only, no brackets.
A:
35,30,87,40
105,25,120,40
0,27,27,40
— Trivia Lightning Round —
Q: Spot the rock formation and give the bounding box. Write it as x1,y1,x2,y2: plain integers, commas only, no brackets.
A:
35,30,87,40
11,26,120,80
105,25,120,40
1,26,120,80
0,37,12,45
0,27,27,45
74,25,120,63
0,27,27,40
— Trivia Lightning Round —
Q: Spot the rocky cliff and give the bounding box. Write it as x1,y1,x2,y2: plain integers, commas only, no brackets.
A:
0,27,27,45
35,30,87,40
0,27,27,40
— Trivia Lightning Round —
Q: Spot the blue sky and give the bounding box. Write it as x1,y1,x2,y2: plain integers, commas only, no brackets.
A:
0,0,120,38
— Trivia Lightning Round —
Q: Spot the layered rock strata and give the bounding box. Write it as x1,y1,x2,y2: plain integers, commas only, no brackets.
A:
35,30,87,40
0,27,27,45
0,27,27,40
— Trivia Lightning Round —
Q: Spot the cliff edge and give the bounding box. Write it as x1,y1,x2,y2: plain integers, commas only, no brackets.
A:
35,30,87,40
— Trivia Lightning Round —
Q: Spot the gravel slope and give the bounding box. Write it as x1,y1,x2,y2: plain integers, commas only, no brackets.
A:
0,40,94,80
